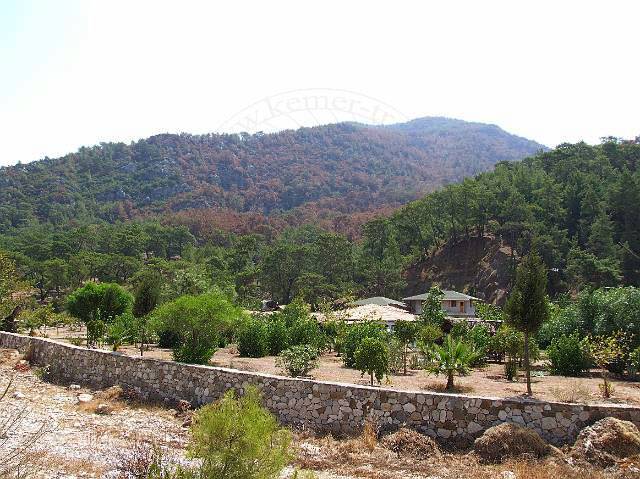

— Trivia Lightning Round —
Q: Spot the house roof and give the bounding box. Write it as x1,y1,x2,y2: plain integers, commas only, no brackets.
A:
351,296,406,308
402,290,481,302
342,304,418,323
313,304,417,324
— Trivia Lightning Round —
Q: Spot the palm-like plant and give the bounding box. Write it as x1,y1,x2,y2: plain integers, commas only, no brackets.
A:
426,334,481,390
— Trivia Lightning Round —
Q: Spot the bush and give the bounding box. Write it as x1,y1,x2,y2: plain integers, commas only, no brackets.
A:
449,321,470,340
426,334,480,390
105,312,136,351
275,345,319,377
582,288,640,349
354,336,389,386
547,334,590,376
539,303,583,349
66,282,133,347
468,325,491,365
152,291,244,364
237,318,269,358
288,318,321,349
157,328,182,348
266,318,289,355
190,387,291,479
341,321,387,368
629,347,640,378
387,337,404,374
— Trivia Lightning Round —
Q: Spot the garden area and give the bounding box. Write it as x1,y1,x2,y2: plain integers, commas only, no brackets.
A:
22,273,640,406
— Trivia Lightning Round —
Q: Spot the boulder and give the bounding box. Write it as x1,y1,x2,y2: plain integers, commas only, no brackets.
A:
474,423,554,463
381,428,441,459
570,417,640,467
77,393,94,403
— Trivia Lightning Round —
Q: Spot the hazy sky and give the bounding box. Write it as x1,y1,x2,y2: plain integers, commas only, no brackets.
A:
1,1,638,166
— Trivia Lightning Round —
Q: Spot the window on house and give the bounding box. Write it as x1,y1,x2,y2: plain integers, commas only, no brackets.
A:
450,300,456,307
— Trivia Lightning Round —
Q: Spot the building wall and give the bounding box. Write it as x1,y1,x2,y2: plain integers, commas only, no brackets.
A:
442,299,476,317
408,299,476,317
2,331,639,445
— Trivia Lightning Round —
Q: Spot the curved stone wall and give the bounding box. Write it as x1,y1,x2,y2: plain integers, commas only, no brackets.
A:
2,331,639,445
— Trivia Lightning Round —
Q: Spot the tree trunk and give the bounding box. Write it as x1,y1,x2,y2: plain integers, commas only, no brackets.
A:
403,343,408,375
602,370,610,398
446,372,454,390
370,371,374,387
524,331,532,395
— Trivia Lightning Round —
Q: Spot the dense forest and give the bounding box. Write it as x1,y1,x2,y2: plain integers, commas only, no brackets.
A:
0,117,543,238
0,138,638,312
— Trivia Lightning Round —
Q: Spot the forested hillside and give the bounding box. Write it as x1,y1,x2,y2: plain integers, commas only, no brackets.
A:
0,117,543,236
389,138,640,295
1,139,638,312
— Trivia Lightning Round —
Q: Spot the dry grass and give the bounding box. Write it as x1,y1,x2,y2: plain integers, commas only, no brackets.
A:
550,382,592,403
76,385,126,415
423,380,475,394
292,426,631,479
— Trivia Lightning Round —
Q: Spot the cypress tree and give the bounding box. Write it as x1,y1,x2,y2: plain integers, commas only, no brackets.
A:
505,252,550,395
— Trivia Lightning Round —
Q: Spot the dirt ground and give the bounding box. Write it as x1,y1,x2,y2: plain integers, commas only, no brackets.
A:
1,349,635,479
44,325,640,406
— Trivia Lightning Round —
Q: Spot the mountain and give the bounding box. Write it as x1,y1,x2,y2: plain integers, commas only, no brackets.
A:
0,117,544,235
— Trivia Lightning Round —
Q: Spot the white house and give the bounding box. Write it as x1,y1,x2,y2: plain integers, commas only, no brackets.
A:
402,290,480,317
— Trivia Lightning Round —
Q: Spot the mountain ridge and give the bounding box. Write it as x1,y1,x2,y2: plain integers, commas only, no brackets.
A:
0,117,545,234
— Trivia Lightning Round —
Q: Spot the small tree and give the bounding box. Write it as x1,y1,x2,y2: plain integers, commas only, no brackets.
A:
66,282,133,348
237,318,270,358
426,334,480,390
152,292,243,364
504,252,550,395
394,320,418,375
132,271,161,356
354,337,389,386
341,320,387,368
275,345,319,377
586,332,628,398
190,387,292,479
418,286,446,326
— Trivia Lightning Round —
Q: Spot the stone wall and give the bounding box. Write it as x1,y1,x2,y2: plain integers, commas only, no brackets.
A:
2,331,639,445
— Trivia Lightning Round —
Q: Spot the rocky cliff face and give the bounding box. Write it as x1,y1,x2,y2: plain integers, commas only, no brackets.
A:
404,236,515,305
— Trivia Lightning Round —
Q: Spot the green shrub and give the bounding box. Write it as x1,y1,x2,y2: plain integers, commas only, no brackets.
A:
426,334,480,390
275,345,319,377
354,336,389,386
266,318,289,355
288,318,321,349
417,322,443,347
468,325,491,365
157,328,182,348
190,387,291,479
629,347,640,378
538,303,583,348
105,312,136,351
319,320,340,352
152,291,243,364
387,336,404,374
340,321,387,368
449,321,470,339
237,319,269,358
547,334,590,376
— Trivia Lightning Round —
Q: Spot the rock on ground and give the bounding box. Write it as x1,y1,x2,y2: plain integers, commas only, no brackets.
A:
473,423,555,463
570,417,640,467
